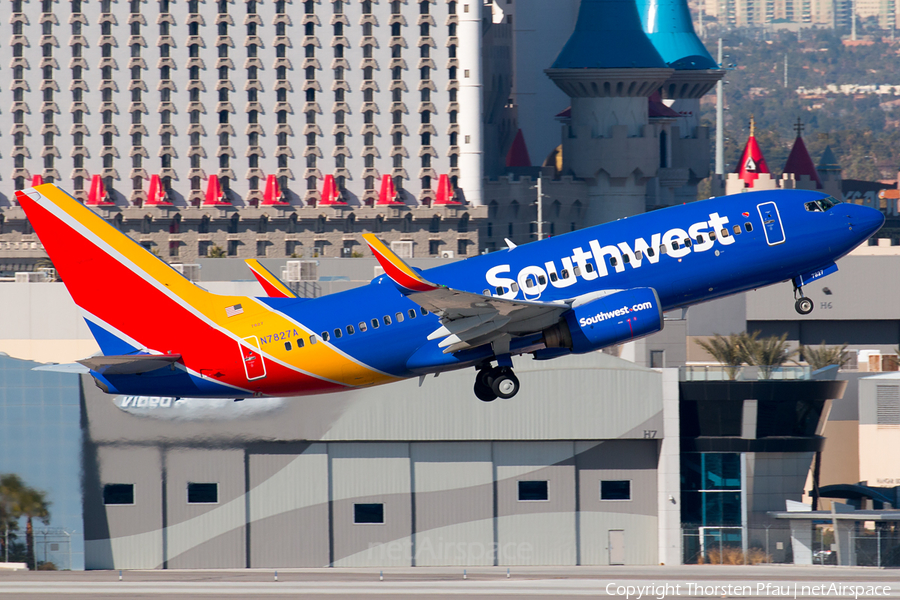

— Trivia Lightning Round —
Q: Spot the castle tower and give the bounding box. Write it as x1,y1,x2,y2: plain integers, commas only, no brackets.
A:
736,118,770,187
782,119,822,190
545,0,673,226
817,146,843,200
637,0,724,205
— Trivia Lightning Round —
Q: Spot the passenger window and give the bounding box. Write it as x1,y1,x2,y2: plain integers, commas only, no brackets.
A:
636,250,644,259
420,307,427,315
549,272,558,282
709,232,716,240
585,263,594,273
609,257,617,267
733,225,741,235
561,269,569,279
721,228,729,237
483,289,491,296
659,244,667,255
285,341,292,351
696,235,704,243
684,238,692,248
297,337,305,348
347,324,355,335
573,266,581,276
495,286,504,295
510,283,519,292
525,278,533,288
333,328,342,339
371,318,380,329
671,241,679,250
310,335,318,344
321,331,330,341
359,321,367,332
744,222,753,232
622,254,630,264
408,308,417,318
395,311,404,322
538,275,546,285
383,315,392,325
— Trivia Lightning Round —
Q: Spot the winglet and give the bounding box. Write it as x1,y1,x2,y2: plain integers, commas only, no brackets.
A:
362,233,439,293
245,259,298,298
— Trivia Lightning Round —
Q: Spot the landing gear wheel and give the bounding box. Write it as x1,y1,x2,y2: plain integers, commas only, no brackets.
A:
795,297,814,315
490,367,520,400
474,369,497,402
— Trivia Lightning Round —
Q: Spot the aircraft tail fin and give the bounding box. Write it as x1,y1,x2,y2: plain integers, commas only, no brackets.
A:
15,184,222,357
362,233,439,294
245,259,298,298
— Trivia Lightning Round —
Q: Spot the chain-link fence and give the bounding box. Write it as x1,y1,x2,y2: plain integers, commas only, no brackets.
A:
684,524,900,566
32,528,74,571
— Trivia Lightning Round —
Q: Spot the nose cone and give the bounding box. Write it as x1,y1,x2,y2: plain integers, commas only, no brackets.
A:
847,203,885,240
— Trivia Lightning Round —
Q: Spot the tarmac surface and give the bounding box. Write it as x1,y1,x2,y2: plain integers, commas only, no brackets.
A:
0,565,898,600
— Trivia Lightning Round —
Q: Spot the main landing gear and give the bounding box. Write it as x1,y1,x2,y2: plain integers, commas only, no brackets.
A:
474,364,520,402
793,282,814,315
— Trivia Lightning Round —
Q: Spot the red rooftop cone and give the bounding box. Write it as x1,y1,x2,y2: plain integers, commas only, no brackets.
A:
261,174,290,206
434,174,462,205
202,174,231,206
783,119,822,188
30,174,44,188
377,174,404,205
505,129,532,168
735,117,770,188
145,174,173,206
318,174,347,206
86,174,115,206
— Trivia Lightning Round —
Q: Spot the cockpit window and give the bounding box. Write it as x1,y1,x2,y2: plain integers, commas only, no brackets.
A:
805,196,839,212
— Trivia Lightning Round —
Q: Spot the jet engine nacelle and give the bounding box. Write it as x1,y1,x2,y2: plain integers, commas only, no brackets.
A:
541,287,663,354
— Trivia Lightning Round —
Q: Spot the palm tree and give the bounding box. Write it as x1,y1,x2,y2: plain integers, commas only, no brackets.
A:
745,332,795,379
799,342,851,371
18,488,50,570
695,332,757,380
0,474,25,563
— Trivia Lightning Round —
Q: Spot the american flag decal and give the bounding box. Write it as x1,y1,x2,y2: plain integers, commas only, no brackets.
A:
225,304,243,317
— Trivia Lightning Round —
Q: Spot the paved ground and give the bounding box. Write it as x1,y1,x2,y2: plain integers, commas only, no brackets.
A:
0,565,897,599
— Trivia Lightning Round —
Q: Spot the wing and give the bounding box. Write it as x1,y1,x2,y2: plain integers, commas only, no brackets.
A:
245,259,299,298
363,234,569,353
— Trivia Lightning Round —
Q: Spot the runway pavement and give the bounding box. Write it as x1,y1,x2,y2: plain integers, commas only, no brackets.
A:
0,565,897,599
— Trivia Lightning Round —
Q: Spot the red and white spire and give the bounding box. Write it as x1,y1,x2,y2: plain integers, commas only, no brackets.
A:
736,117,770,187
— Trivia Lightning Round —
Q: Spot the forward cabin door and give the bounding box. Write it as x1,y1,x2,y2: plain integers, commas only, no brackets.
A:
757,201,786,246
239,336,267,381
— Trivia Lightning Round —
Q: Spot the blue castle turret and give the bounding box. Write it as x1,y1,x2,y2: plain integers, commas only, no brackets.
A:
545,0,674,226
636,0,718,70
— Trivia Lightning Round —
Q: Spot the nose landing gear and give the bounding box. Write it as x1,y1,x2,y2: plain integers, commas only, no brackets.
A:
793,282,814,315
473,364,520,402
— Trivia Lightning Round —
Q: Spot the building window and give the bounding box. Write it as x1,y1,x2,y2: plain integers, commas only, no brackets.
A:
257,241,267,257
650,350,665,369
428,240,440,256
600,480,631,501
518,480,548,501
227,240,239,256
103,484,135,505
457,239,468,256
354,503,384,524
187,482,218,504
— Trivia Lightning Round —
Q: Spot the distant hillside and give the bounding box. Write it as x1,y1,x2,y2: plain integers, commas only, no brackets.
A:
700,28,900,183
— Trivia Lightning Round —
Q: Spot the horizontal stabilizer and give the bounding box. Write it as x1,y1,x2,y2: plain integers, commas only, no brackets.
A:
77,354,182,375
32,363,90,374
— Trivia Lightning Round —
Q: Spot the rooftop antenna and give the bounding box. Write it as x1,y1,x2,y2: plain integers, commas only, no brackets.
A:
851,0,857,41
784,54,788,88
715,38,725,176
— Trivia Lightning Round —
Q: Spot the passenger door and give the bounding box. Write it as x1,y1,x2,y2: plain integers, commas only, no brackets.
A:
239,336,267,381
756,201,786,246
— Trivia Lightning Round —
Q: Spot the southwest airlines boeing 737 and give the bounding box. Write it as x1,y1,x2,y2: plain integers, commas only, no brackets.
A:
16,184,884,402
